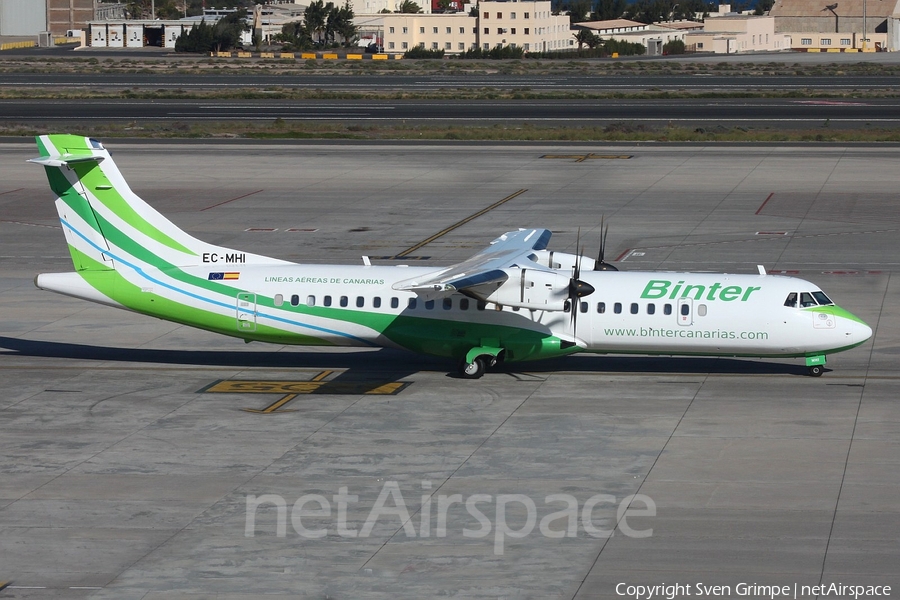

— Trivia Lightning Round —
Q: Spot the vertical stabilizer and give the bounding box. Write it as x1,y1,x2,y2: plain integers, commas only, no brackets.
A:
30,135,286,273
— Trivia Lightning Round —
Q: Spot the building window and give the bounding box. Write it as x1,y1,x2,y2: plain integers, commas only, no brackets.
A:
841,38,851,45
445,41,451,49
483,43,489,49
388,41,395,49
524,43,529,50
497,12,502,18
459,42,465,49
401,41,408,49
460,27,465,33
524,12,529,18
821,38,831,45
524,27,529,34
511,28,516,34
402,26,408,33
419,26,424,33
483,11,489,18
511,12,516,18
432,42,438,49
484,28,489,34
446,27,451,34
433,27,438,33
697,42,703,48
498,28,503,34
801,38,812,45
389,26,395,33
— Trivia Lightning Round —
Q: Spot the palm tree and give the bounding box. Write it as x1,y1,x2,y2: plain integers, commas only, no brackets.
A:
397,0,423,13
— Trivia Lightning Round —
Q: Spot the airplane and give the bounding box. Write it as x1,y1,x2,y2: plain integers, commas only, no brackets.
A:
29,134,872,379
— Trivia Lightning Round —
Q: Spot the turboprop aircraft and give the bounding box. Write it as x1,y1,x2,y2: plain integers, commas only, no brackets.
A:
30,135,872,378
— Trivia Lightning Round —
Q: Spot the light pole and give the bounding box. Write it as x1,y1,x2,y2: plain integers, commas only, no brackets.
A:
862,0,866,50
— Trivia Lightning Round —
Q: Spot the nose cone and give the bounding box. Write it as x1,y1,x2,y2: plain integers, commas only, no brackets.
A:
836,306,873,348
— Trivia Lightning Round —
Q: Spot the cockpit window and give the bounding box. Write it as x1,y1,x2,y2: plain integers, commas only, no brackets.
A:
799,292,817,308
812,291,833,306
784,292,797,308
89,138,105,150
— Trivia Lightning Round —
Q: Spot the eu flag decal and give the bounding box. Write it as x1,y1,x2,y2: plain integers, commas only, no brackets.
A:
208,272,240,281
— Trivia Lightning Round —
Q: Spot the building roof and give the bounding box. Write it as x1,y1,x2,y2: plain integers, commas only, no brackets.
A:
654,20,705,29
575,19,647,30
770,0,900,18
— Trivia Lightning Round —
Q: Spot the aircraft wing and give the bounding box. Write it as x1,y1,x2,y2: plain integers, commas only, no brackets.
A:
392,228,553,299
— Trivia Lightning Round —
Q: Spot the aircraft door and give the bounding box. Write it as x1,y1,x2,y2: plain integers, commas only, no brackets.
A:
677,298,692,326
236,292,257,332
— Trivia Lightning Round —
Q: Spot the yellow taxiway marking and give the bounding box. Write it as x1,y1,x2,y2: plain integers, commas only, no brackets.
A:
0,581,10,591
541,153,633,162
197,371,410,413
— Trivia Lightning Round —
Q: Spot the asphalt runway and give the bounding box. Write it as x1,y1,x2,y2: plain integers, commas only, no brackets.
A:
0,141,897,599
3,97,900,128
4,73,900,93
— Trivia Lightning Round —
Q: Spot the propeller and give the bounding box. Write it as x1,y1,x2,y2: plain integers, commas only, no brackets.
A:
593,216,619,271
568,228,595,336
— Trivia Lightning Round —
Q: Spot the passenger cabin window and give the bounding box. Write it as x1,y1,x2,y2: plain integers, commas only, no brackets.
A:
698,304,707,317
664,303,672,315
630,303,638,315
306,295,315,307
680,304,689,316
408,298,417,309
340,296,348,307
460,298,470,310
290,294,300,306
597,302,606,314
443,298,452,310
784,292,798,308
477,301,487,311
356,296,364,308
647,303,655,315
799,292,817,308
390,297,399,309
580,301,588,313
425,300,435,310
614,302,622,314
274,294,284,306
373,297,382,308
323,295,332,307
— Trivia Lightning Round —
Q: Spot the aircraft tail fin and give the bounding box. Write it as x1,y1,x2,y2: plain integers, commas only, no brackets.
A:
31,135,284,273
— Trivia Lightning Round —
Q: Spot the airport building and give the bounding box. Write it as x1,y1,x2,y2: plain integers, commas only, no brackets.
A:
575,19,693,55
381,0,575,54
0,0,113,37
685,10,791,53
770,0,900,51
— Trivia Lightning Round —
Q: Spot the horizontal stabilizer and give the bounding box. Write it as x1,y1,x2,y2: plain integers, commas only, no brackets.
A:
28,154,105,168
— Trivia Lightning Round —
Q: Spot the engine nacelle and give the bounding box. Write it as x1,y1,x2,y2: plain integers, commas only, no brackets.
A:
481,268,570,311
531,250,596,272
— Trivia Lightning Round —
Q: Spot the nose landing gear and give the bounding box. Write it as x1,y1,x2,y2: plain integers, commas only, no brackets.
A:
806,355,826,377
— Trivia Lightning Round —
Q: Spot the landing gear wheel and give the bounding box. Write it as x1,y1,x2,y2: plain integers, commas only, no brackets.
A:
460,357,486,379
808,365,824,377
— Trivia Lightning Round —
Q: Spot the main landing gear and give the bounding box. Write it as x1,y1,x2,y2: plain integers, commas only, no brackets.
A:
458,349,503,379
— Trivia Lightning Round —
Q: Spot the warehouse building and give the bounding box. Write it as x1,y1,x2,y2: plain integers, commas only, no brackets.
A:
0,0,106,37
770,0,900,50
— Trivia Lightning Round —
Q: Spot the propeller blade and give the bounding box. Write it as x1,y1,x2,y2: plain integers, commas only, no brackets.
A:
594,216,619,271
